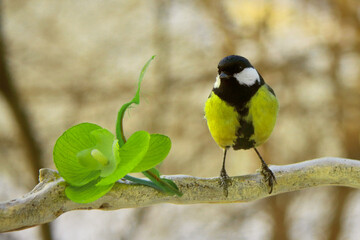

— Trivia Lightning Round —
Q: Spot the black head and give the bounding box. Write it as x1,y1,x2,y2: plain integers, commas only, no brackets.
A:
218,55,253,76
212,55,264,109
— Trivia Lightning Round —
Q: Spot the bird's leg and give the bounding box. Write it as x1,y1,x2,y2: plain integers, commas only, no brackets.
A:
254,148,276,194
219,147,231,197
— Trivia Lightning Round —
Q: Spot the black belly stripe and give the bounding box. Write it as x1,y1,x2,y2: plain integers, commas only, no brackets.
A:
233,106,256,150
211,75,266,150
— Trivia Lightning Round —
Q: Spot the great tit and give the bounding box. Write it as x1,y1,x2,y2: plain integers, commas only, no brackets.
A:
204,55,279,195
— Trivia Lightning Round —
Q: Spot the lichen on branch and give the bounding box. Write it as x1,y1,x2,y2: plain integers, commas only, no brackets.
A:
1,157,360,233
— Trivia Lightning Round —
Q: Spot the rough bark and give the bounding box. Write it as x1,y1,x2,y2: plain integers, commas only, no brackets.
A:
1,157,359,233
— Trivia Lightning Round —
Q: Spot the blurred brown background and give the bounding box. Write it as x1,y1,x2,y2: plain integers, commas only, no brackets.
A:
0,0,359,239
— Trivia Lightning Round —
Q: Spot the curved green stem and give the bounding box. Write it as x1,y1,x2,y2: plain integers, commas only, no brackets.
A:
115,55,155,146
123,175,162,191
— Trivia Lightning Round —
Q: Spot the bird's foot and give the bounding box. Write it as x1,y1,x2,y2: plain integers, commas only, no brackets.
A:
219,169,231,197
260,163,276,194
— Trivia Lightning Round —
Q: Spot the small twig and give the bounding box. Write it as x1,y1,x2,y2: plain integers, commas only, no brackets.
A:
1,157,360,233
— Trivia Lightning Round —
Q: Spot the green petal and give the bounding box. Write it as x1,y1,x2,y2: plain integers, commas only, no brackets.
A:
91,129,115,158
53,123,102,186
96,131,150,186
65,180,114,204
90,129,118,177
98,139,120,177
131,134,171,172
77,148,103,170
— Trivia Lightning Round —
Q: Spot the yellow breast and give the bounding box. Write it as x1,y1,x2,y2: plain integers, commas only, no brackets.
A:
204,85,279,149
204,93,240,148
247,85,279,146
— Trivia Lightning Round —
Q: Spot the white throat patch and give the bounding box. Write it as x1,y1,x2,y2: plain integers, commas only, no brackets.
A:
213,75,221,88
234,67,260,86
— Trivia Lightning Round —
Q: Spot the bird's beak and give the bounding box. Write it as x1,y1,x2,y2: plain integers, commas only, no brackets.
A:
219,72,230,80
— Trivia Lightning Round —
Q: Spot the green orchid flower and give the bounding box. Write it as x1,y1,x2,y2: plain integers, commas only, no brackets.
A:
53,56,181,203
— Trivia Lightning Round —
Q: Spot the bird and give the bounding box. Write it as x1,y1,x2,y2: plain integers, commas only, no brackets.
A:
204,55,279,196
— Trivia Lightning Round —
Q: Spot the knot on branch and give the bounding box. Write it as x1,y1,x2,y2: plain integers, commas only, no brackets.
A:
39,168,61,183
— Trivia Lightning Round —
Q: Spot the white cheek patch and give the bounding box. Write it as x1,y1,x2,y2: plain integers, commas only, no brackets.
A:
234,67,260,86
213,75,221,88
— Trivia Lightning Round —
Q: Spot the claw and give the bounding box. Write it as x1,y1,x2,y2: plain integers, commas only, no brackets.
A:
219,169,231,197
219,148,231,197
261,163,276,194
254,148,276,194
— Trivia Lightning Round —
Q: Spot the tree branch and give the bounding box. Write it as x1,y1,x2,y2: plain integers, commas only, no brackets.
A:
1,157,360,232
